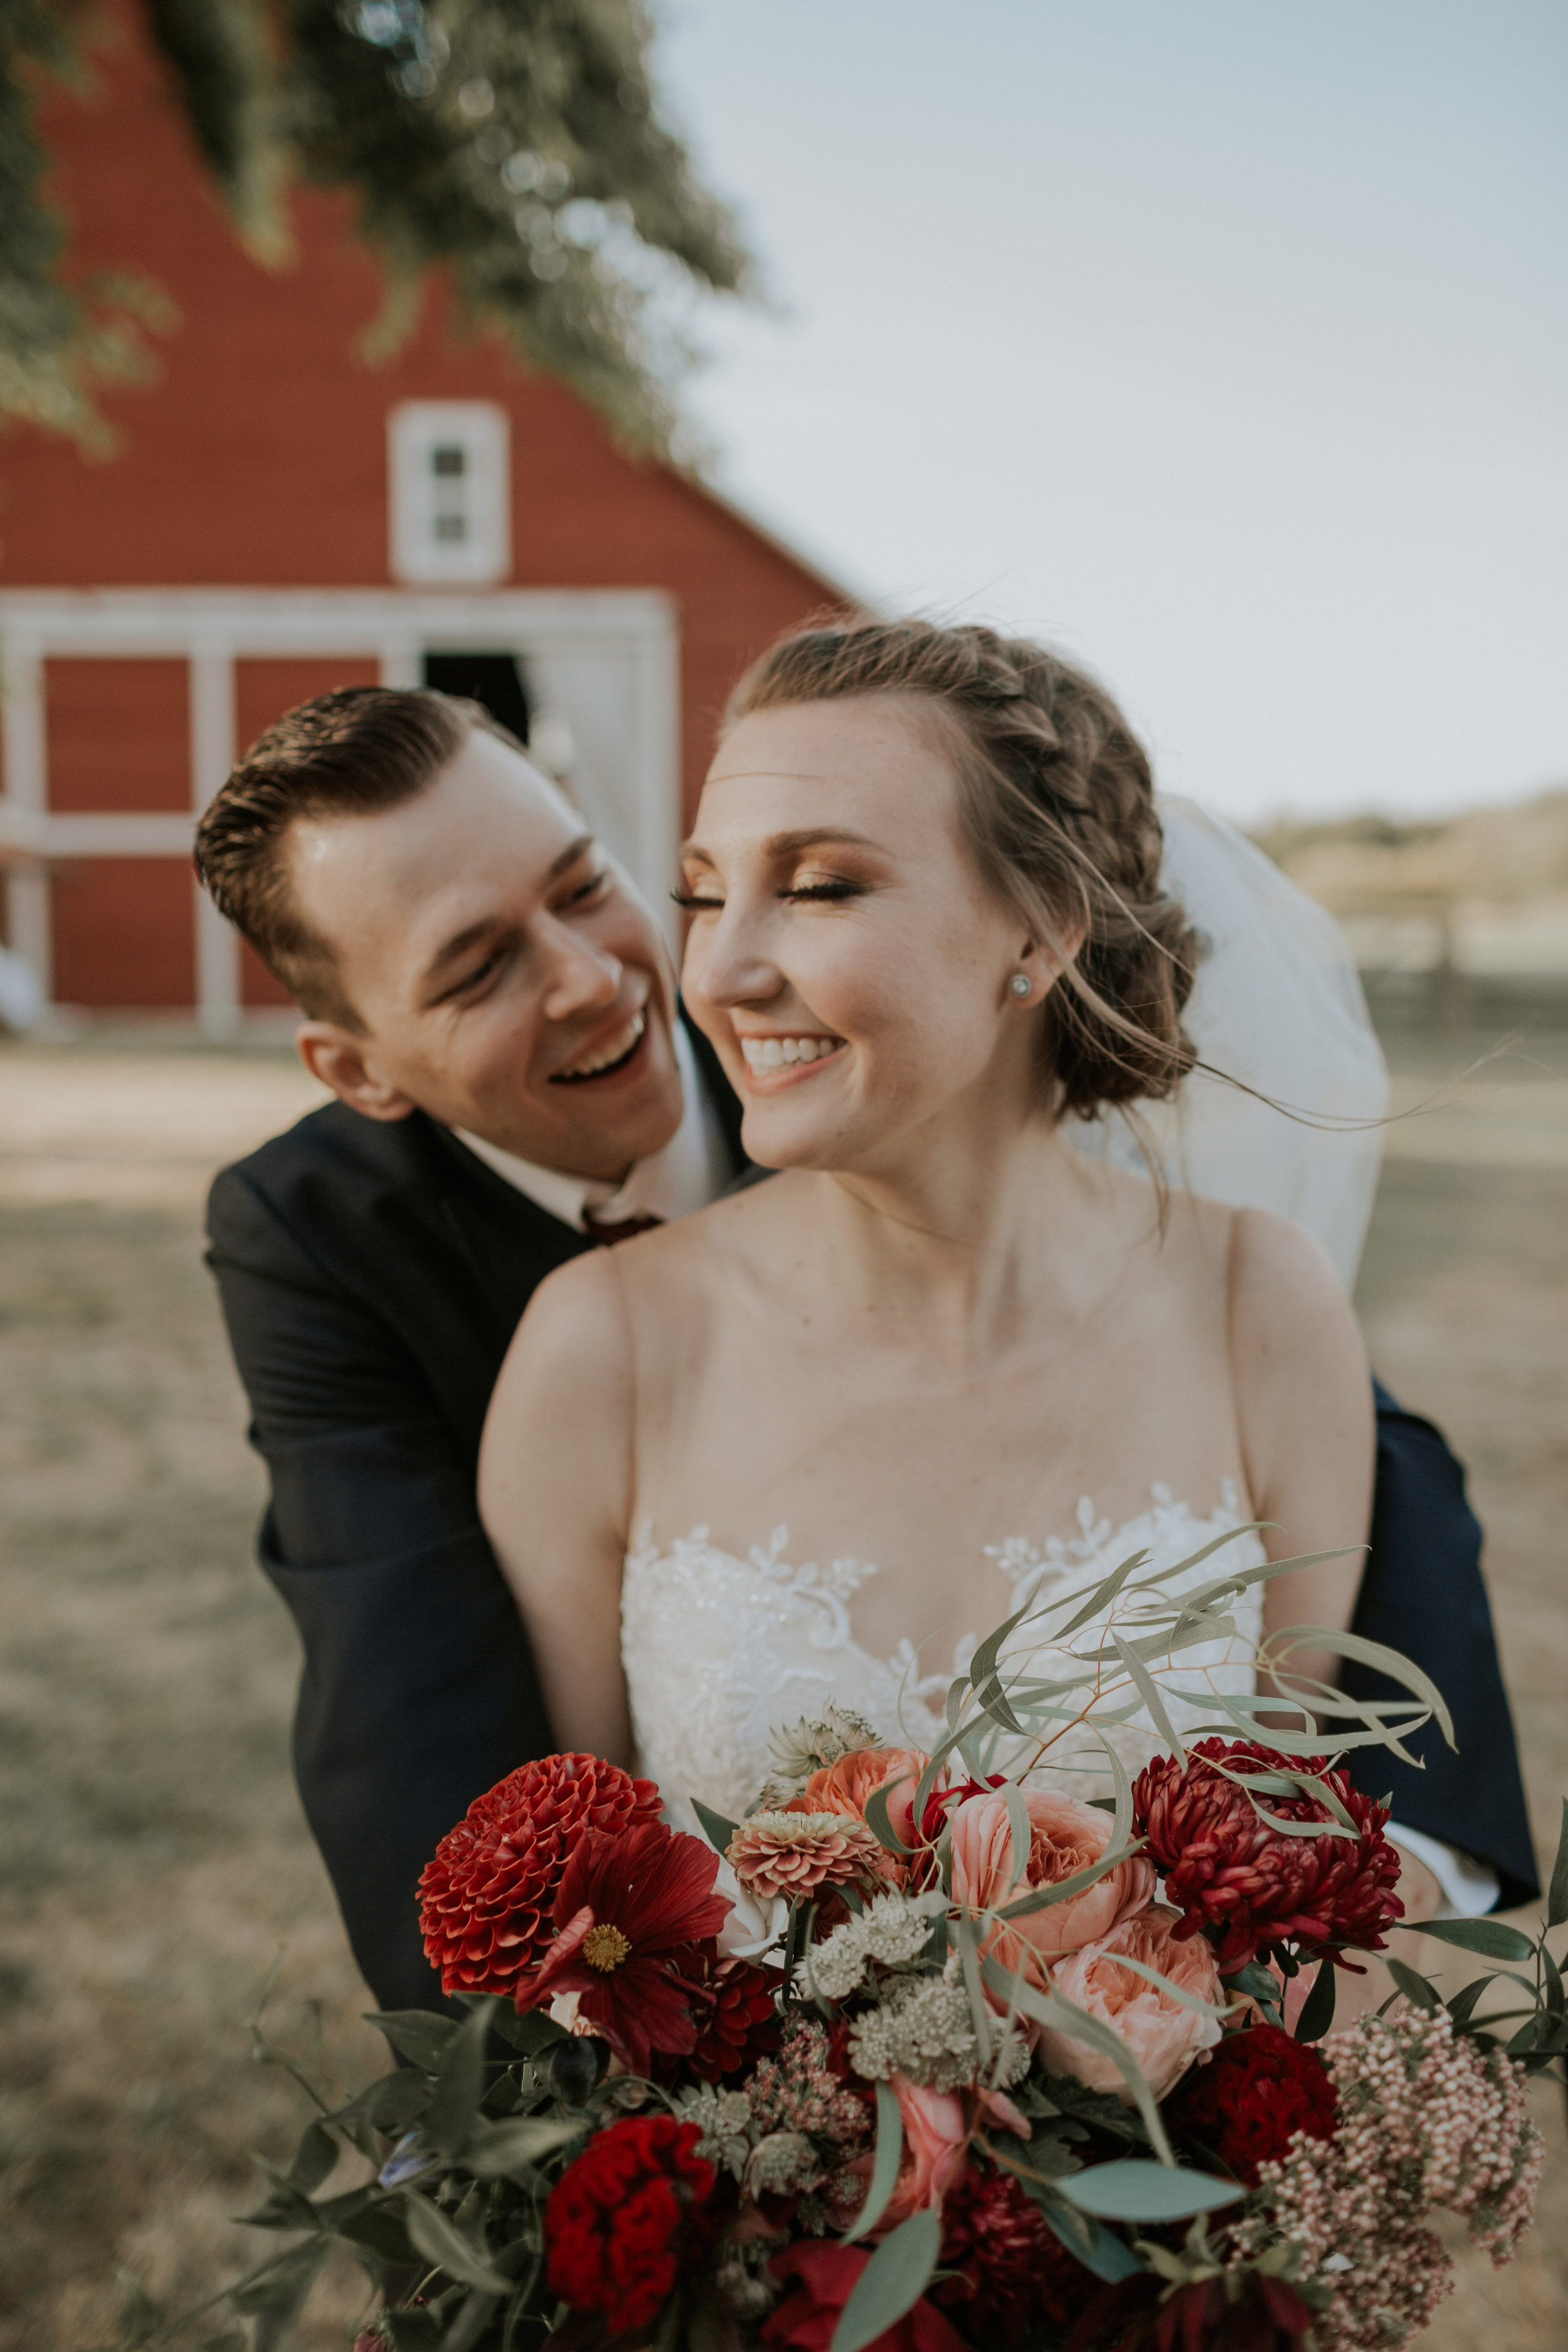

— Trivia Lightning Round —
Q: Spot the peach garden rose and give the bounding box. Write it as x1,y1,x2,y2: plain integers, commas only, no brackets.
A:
946,1788,1155,1990
1033,1902,1225,2102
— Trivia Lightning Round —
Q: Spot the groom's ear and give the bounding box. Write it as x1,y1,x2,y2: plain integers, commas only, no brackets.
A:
295,1022,419,1123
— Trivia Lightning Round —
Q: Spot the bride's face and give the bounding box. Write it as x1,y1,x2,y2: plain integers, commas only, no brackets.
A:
681,695,1046,1170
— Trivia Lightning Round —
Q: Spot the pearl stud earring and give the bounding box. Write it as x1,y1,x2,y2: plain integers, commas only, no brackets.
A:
1010,972,1033,1000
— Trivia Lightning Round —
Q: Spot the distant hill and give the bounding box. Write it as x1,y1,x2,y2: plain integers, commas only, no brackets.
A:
1253,789,1568,914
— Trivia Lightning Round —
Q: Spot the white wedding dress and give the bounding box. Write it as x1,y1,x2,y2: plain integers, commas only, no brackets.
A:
623,1490,1266,1832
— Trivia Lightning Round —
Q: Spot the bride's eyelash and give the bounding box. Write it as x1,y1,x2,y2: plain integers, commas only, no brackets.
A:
670,888,723,910
782,880,864,903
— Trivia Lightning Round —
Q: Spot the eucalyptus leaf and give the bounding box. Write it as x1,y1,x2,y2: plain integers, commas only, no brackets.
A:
842,2082,904,2244
1387,1959,1441,2013
425,1998,495,2158
953,1907,994,2071
1547,1798,1568,1930
364,2010,459,2072
1058,2159,1244,2223
691,1799,738,1855
1034,2195,1145,2281
1294,1957,1337,2043
864,1779,913,1858
1271,1625,1456,1749
1416,1917,1537,1964
1110,1633,1187,1766
829,2208,941,2352
979,1958,1173,2163
1002,1781,1032,1890
403,2196,514,2295
993,1843,1142,1921
442,2289,501,2352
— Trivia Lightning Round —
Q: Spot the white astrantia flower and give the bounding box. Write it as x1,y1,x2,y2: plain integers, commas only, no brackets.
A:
847,1960,1031,2093
803,1890,948,2002
755,1702,882,1807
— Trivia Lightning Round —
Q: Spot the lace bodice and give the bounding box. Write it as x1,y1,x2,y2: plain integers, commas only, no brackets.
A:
622,1487,1265,1833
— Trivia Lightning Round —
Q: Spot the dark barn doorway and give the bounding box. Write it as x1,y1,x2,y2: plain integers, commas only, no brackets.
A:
421,651,533,748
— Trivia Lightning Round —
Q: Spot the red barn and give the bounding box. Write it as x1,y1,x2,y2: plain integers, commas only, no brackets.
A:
0,5,844,1031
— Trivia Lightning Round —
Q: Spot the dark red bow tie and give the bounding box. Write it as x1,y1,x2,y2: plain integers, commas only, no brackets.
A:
582,1211,664,1248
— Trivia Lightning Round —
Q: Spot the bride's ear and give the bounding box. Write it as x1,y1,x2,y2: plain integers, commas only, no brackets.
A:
1009,922,1084,1002
295,1022,418,1121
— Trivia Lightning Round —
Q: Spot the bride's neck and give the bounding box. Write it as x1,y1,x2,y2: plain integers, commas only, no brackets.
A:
805,1112,1129,1344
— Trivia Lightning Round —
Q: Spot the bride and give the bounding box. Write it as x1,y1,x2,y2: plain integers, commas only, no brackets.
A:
477,619,1374,1836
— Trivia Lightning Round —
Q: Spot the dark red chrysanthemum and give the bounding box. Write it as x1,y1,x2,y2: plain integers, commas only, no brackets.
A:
763,2243,967,2352
546,2114,716,2333
416,1752,663,1998
1167,2022,1337,2186
1132,1739,1403,1973
662,1941,780,2084
527,1821,733,2074
1067,2270,1317,2351
933,2164,1099,2344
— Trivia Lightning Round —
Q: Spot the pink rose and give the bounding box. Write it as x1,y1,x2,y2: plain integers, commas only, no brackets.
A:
948,1789,1155,1991
1034,1903,1224,2103
881,2075,968,2223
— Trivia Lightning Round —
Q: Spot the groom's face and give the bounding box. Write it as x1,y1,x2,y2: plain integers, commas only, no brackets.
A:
286,728,684,1179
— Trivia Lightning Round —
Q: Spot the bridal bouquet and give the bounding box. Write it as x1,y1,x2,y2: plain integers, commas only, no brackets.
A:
207,1544,1562,2352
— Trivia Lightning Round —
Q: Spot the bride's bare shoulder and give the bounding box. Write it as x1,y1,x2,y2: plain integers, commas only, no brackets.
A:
487,1244,632,1439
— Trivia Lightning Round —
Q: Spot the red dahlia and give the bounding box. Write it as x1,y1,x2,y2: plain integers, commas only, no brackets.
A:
1166,2022,1337,2186
1131,1739,1403,1973
528,1821,733,2074
666,1942,781,2084
416,1752,662,1999
933,2164,1098,2343
546,2114,716,2334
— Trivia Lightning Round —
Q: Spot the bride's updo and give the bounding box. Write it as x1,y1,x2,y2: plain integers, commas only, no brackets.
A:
722,617,1203,1122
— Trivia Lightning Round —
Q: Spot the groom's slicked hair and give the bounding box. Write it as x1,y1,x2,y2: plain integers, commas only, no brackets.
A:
194,686,521,1030
724,617,1202,1125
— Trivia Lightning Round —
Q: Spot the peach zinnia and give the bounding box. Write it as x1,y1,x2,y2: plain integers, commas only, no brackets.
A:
727,1811,889,1902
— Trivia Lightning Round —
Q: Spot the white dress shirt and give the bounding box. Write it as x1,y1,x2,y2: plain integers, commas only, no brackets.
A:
455,1020,734,1231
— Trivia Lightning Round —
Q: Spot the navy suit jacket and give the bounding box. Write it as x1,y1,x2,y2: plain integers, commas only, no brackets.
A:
206,1044,1537,2013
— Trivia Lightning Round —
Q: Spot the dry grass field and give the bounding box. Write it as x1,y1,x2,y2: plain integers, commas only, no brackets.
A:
0,1025,1564,2349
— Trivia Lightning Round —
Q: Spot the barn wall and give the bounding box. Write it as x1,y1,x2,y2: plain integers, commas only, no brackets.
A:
0,1,843,928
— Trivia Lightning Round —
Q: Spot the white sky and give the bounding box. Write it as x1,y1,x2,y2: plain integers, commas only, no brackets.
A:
654,1,1567,825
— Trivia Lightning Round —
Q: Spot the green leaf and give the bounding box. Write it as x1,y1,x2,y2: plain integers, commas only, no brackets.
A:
1090,1951,1236,2021
1387,1959,1441,2013
1547,1799,1568,1929
332,2203,419,2265
993,1844,1143,1922
1001,1781,1033,1890
864,1779,913,1858
490,2006,566,2057
691,1799,738,1855
288,2119,339,2193
461,2115,585,2178
953,1908,993,2073
1058,2159,1244,2223
332,2070,433,2136
403,2196,514,2295
1110,1633,1186,1767
364,2010,460,2071
1444,1973,1502,2028
829,2208,941,2352
1294,1957,1337,2043
384,2311,443,2352
442,2289,502,2352
843,2082,904,2243
1273,1625,1456,1750
425,1998,495,2159
231,2241,327,2352
1417,1917,1537,1964
1036,2198,1145,2282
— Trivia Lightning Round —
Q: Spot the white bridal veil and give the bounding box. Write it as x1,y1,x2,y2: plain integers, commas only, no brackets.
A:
1064,796,1389,1292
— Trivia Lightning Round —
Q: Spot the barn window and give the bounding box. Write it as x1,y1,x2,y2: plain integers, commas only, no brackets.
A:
388,402,512,584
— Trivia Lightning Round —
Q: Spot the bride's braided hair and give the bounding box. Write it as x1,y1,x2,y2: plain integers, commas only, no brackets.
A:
723,617,1203,1121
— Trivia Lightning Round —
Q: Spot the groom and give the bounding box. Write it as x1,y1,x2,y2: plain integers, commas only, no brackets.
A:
197,686,1537,2015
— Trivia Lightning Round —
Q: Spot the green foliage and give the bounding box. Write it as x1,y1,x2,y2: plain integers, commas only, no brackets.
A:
1058,2158,1244,2224
2,0,750,452
0,1,174,450
829,2207,941,2352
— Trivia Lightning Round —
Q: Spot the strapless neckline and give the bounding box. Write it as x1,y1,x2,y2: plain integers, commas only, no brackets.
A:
621,1485,1264,1833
